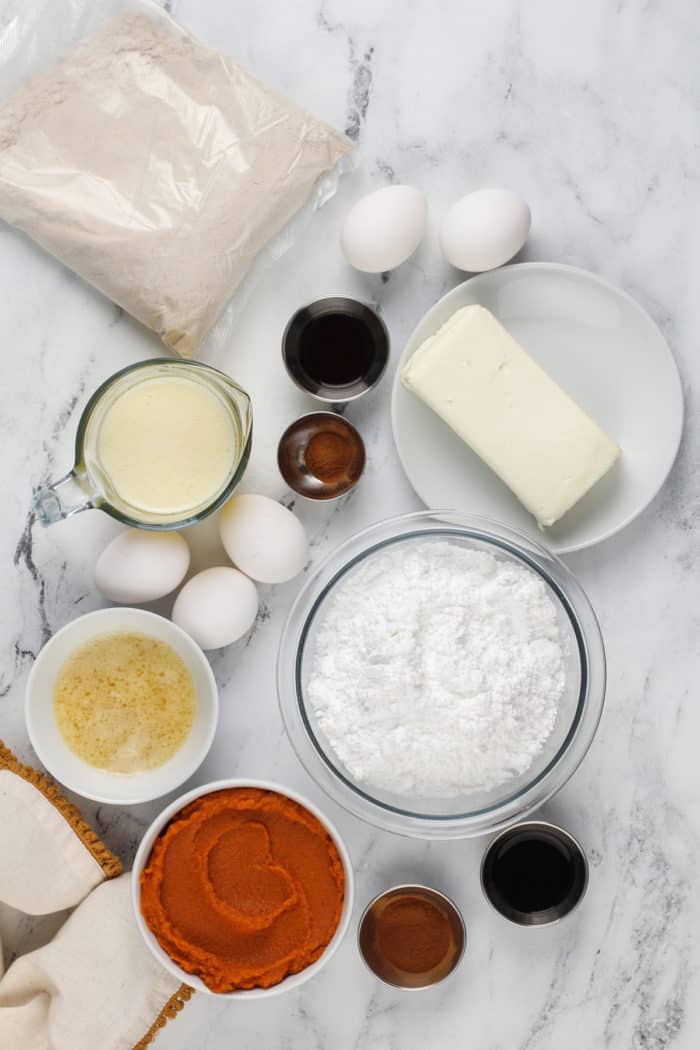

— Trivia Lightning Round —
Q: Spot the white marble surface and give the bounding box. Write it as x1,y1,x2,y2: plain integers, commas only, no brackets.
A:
1,0,699,1047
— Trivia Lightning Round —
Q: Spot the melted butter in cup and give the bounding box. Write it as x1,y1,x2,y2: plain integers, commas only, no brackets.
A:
358,885,466,989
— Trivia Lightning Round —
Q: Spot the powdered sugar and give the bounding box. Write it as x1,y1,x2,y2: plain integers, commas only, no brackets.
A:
306,541,565,798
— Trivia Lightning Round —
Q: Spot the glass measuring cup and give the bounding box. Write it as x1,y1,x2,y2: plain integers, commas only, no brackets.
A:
34,360,253,530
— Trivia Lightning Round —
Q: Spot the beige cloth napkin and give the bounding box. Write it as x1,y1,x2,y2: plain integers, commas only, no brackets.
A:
0,742,192,1050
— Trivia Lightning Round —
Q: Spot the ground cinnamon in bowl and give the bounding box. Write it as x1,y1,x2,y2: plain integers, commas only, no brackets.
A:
304,430,354,482
358,885,466,989
277,412,365,500
376,896,452,973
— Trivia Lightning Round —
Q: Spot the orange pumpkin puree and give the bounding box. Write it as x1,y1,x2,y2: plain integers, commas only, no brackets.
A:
140,787,345,992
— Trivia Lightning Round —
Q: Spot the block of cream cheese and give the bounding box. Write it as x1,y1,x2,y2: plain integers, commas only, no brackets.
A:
401,305,620,527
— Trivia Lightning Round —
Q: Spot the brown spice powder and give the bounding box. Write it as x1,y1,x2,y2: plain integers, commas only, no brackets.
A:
304,430,355,482
375,896,452,974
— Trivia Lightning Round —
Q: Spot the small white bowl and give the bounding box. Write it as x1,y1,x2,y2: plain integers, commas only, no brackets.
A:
25,607,218,805
131,778,355,997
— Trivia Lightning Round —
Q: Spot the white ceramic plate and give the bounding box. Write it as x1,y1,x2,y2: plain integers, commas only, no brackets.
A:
391,263,683,553
25,607,218,804
132,779,354,997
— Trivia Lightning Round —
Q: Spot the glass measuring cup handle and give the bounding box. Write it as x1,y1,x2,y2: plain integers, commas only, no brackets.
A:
33,470,97,526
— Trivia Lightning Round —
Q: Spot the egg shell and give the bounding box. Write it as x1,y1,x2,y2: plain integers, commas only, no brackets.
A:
171,566,258,650
341,185,427,274
440,188,531,272
219,494,308,584
95,529,190,604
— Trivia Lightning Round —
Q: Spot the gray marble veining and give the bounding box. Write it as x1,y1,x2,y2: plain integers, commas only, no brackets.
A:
1,0,699,1047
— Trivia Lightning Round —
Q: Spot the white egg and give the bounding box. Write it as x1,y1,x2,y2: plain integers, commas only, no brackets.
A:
341,185,427,273
440,188,531,272
171,567,258,650
95,529,190,604
219,494,307,584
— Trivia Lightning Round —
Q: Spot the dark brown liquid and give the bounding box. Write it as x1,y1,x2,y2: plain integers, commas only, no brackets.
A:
298,313,376,387
491,835,575,913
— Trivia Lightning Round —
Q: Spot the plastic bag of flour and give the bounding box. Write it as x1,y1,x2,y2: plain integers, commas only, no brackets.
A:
0,0,353,356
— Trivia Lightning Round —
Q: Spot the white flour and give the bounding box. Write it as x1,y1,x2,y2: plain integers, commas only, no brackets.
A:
307,541,565,797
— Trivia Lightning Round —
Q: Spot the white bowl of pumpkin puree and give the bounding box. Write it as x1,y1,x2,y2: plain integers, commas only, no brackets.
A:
132,779,353,996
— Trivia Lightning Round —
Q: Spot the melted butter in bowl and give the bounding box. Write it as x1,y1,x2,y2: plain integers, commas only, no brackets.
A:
54,631,196,774
25,607,219,805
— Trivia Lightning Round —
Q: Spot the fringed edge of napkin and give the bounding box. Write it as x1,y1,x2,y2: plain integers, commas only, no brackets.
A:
133,984,194,1050
0,739,123,879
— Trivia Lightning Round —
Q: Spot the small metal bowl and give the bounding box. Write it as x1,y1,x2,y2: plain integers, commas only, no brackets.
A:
481,820,588,926
278,412,365,501
358,884,466,989
282,297,389,403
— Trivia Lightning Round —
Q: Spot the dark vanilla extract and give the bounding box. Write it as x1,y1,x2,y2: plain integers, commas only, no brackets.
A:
490,834,576,913
298,312,375,387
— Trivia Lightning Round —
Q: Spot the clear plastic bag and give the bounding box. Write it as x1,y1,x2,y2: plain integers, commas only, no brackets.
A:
0,0,354,357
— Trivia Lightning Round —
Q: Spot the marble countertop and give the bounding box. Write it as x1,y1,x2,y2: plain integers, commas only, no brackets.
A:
2,0,699,1047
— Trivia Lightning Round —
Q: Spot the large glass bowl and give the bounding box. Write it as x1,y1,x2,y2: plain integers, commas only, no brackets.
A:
277,512,606,839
